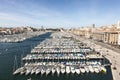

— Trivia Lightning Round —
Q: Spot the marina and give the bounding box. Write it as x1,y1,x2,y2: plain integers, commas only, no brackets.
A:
0,32,113,80
1,0,120,80
13,32,111,77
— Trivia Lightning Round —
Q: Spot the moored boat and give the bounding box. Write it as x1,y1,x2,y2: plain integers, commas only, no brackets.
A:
71,66,76,74
75,66,80,74
66,66,70,74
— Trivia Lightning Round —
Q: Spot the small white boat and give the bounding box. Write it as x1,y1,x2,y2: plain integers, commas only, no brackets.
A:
66,66,70,74
26,68,32,75
61,67,65,74
41,68,45,75
88,65,94,73
71,66,76,74
80,66,85,73
56,67,60,76
31,67,37,75
35,68,41,75
52,67,56,75
75,67,80,74
84,66,89,73
98,65,102,71
13,67,24,75
93,66,99,73
46,68,51,76
20,69,26,75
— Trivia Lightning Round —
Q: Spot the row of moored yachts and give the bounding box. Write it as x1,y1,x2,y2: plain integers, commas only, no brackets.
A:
13,61,106,75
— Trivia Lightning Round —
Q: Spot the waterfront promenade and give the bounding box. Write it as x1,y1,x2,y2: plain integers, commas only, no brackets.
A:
75,35,120,80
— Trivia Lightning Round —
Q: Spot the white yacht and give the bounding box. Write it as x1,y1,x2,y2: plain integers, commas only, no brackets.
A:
13,67,24,75
46,67,51,76
84,66,89,73
20,69,26,75
31,67,37,75
93,65,99,73
88,65,94,73
26,67,32,75
80,66,85,73
70,66,76,74
35,67,41,75
75,66,80,74
41,67,45,75
52,67,56,75
56,66,60,76
61,66,65,74
66,66,70,74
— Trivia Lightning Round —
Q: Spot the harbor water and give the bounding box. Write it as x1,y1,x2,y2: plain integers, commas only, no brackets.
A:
0,32,113,80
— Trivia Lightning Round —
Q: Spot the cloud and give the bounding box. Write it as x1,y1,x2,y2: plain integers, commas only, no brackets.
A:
0,0,119,28
0,0,74,28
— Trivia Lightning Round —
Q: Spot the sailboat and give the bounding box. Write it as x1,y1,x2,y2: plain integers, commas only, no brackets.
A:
51,57,56,75
60,63,65,74
93,65,99,73
13,55,25,75
26,66,32,75
75,66,80,74
35,67,41,75
88,65,94,73
80,66,85,73
41,62,46,75
84,66,89,73
45,53,51,76
71,66,76,74
52,66,56,75
13,56,19,75
46,66,51,76
56,52,60,76
31,67,37,75
13,67,24,75
41,66,45,75
66,65,70,74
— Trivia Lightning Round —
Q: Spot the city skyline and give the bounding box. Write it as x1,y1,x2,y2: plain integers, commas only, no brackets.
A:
0,0,120,28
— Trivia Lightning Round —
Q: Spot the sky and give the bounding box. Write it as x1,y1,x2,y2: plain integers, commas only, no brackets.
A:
0,0,120,28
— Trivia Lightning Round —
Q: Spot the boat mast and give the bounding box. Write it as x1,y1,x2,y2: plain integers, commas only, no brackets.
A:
13,55,18,73
21,54,23,67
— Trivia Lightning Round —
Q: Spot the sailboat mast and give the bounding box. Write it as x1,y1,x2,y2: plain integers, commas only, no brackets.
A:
13,55,18,73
